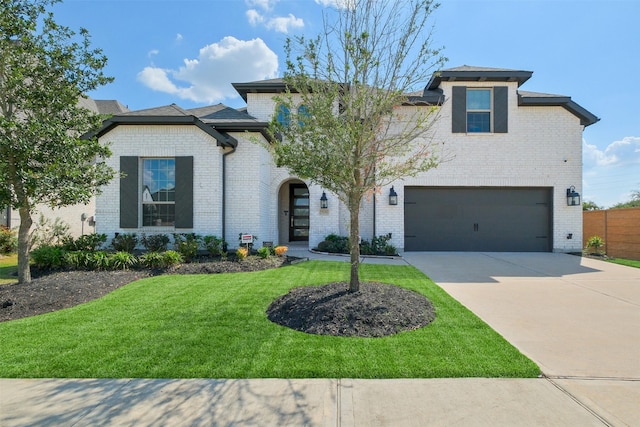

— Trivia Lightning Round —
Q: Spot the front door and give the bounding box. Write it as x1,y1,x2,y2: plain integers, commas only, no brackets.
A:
289,184,309,241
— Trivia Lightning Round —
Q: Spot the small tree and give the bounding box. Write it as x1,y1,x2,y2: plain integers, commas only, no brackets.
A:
269,0,446,291
610,190,640,209
0,0,115,283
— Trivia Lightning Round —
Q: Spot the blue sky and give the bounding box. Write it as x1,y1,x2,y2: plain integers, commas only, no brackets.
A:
53,0,639,208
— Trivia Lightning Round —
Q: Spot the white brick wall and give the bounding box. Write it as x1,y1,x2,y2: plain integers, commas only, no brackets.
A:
94,78,586,254
97,125,224,243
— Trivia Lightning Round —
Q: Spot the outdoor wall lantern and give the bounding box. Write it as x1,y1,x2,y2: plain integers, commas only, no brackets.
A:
566,186,581,206
389,186,398,205
320,191,328,209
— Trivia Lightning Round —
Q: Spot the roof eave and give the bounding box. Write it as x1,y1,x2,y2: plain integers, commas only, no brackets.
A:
87,115,238,147
427,70,533,90
518,94,600,127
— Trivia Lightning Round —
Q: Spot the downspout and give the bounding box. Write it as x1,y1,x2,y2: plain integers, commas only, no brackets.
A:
222,145,236,247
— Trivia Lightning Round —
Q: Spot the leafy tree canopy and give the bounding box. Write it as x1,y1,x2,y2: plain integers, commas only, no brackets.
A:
268,0,447,291
0,0,115,283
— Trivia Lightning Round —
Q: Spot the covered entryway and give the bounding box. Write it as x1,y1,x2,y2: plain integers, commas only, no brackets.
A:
404,187,552,252
278,180,310,244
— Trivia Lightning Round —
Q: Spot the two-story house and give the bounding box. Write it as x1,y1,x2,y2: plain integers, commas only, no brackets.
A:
92,66,598,252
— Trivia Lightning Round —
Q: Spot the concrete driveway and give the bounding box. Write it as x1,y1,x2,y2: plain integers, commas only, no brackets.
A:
403,252,640,426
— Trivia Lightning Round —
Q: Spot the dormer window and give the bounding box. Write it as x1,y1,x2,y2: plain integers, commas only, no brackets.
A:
452,86,508,134
466,89,492,132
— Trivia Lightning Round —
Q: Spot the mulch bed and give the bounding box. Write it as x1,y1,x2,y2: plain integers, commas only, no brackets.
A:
267,281,435,337
1,256,436,338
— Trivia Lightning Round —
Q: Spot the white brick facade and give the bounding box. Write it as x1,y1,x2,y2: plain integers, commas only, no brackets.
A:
92,67,594,253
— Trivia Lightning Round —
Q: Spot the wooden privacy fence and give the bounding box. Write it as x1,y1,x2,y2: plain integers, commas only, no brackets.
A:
583,207,640,260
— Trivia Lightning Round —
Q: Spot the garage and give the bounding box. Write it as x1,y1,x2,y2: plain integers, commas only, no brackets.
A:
404,187,552,252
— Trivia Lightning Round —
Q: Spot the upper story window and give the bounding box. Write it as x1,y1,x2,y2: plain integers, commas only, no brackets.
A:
452,86,508,134
276,104,291,127
466,89,492,133
142,158,176,227
297,105,310,127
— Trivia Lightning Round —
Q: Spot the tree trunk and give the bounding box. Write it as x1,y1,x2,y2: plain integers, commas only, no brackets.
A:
17,206,32,284
348,201,360,293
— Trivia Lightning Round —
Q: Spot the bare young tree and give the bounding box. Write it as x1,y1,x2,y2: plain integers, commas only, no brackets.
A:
269,0,447,291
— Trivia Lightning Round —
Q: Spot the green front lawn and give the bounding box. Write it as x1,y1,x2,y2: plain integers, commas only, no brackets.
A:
608,258,640,268
0,261,539,378
0,254,18,285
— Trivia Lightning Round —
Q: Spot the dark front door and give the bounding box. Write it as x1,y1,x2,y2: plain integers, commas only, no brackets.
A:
289,184,310,241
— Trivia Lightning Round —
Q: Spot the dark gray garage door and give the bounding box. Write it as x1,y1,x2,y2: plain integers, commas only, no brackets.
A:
404,187,552,252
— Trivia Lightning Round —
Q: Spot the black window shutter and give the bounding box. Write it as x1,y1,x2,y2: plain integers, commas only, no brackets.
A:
451,86,467,133
120,156,139,228
174,156,194,229
493,86,508,133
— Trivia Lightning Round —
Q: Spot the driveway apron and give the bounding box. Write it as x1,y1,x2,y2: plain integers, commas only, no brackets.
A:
403,252,640,426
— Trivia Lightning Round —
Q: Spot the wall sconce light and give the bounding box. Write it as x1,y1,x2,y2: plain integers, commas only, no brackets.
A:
566,186,581,206
320,191,328,209
389,186,398,205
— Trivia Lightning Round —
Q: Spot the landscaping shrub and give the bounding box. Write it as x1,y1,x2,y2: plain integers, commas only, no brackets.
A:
173,233,200,261
257,246,271,259
31,245,67,270
236,247,248,260
62,233,107,252
316,233,350,254
0,226,17,254
111,233,138,253
108,251,138,270
64,251,96,270
274,245,288,257
139,250,183,269
203,235,225,256
141,234,170,252
586,235,605,255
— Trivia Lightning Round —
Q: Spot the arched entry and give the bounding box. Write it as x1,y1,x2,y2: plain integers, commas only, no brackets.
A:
278,180,309,243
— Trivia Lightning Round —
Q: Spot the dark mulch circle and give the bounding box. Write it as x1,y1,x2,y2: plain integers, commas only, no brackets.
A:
267,281,435,338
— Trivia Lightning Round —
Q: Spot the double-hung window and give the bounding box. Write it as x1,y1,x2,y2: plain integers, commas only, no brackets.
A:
452,86,508,134
120,156,193,229
142,158,176,227
466,89,492,133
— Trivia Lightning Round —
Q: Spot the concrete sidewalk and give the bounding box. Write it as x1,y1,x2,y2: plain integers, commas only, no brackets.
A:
0,378,607,426
2,251,639,426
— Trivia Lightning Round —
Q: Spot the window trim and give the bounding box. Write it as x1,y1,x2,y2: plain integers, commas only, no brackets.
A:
466,88,493,133
141,157,176,228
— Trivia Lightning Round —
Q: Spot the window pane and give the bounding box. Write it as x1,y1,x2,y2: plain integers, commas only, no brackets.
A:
276,104,290,127
467,89,491,110
293,208,309,216
142,158,176,226
142,203,175,226
467,112,491,133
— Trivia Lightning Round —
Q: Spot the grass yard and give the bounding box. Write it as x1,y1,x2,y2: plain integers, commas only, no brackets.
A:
0,254,18,285
0,261,540,378
608,258,640,269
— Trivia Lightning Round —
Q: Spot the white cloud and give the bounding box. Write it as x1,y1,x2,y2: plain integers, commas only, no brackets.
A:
137,36,278,104
246,9,264,26
583,136,640,207
584,136,640,168
314,0,354,9
246,0,277,11
176,33,183,42
147,49,159,58
266,13,304,33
